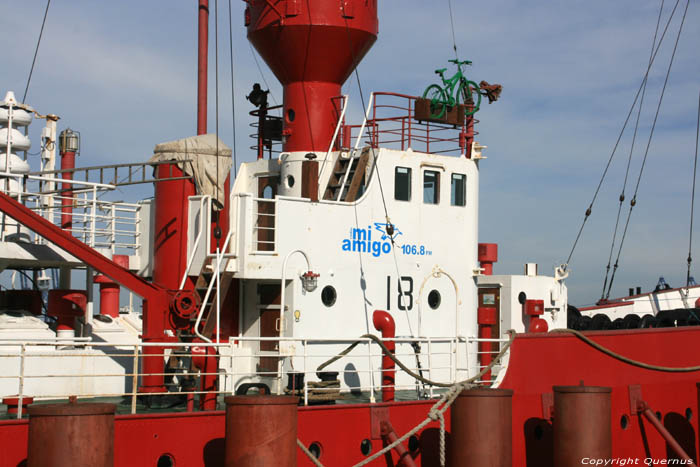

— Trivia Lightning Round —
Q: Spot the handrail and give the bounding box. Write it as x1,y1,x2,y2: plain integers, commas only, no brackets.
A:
193,229,234,343
318,94,349,199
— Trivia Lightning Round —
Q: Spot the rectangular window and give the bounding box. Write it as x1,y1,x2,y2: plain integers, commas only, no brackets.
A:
451,173,466,206
423,170,440,204
394,167,411,201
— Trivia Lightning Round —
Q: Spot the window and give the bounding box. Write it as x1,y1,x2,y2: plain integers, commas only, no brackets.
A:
423,170,439,204
394,167,411,201
451,173,466,206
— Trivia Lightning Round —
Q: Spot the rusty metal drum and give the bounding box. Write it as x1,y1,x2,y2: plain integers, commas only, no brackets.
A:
553,385,612,467
224,395,299,466
448,387,513,466
27,402,116,467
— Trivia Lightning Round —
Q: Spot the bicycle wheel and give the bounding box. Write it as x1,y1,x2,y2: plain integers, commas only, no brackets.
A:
423,84,447,119
457,79,482,116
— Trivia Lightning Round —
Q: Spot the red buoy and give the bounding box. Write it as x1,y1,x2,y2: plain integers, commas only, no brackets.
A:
553,385,612,467
224,395,299,466
27,402,115,467
449,388,513,466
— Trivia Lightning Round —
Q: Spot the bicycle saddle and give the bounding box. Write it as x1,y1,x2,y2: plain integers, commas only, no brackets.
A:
435,68,447,74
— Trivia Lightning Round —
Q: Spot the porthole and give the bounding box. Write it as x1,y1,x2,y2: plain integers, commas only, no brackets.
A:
686,408,693,422
408,435,419,452
309,442,322,459
518,292,527,305
321,286,337,307
286,175,295,188
428,290,441,310
360,439,372,456
287,108,296,123
157,454,175,467
620,414,629,430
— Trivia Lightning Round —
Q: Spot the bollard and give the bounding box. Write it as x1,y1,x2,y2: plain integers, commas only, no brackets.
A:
449,388,513,466
553,385,612,467
27,402,115,467
224,395,298,466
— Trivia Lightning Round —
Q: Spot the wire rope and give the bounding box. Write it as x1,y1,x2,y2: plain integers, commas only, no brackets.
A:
23,0,51,103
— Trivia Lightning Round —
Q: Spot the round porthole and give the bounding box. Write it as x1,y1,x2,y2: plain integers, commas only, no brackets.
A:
321,286,336,307
309,442,322,459
686,408,693,422
157,454,175,467
286,175,295,188
518,292,527,304
428,290,441,310
287,108,296,123
360,439,372,456
620,414,629,430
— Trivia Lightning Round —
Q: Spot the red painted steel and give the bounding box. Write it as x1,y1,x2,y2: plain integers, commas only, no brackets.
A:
192,339,219,411
373,310,396,402
640,402,697,465
27,402,116,467
47,289,86,332
477,306,497,382
449,388,513,466
224,395,298,466
94,254,128,318
59,150,75,231
0,190,171,392
2,396,33,416
552,385,612,467
246,0,378,152
478,242,498,275
197,0,208,135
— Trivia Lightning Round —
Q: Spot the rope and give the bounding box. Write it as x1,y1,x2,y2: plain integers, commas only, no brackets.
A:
606,0,689,298
601,0,664,301
23,0,52,103
688,90,699,287
552,328,700,372
565,0,682,266
299,332,516,467
228,0,238,178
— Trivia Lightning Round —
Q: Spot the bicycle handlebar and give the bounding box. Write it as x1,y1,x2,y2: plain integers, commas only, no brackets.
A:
448,59,472,66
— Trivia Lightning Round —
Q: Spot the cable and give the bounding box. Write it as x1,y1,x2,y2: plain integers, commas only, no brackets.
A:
228,0,238,178
23,0,51,103
688,91,700,287
214,0,222,245
601,0,664,300
248,43,280,111
565,0,682,265
606,0,690,298
446,0,459,62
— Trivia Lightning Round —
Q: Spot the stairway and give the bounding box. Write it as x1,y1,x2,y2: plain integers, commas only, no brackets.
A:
191,255,234,339
323,147,371,202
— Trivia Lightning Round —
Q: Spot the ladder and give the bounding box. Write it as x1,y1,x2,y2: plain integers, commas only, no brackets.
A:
323,147,370,202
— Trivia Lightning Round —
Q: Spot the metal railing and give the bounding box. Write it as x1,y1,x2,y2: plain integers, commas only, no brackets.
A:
0,335,510,418
0,173,141,256
252,197,276,253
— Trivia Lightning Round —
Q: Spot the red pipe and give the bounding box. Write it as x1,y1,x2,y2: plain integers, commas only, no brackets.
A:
372,310,395,402
639,402,696,466
477,307,496,384
60,150,75,231
192,339,219,411
380,420,417,467
197,0,208,135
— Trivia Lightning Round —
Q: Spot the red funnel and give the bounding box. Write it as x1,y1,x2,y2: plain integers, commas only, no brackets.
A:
246,0,378,153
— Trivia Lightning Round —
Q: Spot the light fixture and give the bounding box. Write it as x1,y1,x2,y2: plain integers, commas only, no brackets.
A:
301,271,319,292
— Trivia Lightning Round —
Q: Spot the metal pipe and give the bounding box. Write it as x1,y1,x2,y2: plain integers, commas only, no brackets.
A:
640,402,696,466
197,0,209,135
380,420,417,467
372,309,395,402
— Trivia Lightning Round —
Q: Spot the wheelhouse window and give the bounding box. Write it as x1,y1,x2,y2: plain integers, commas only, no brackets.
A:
423,170,439,204
394,167,411,201
451,173,466,206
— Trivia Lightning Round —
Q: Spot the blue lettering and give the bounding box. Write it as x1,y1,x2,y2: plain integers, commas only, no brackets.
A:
352,228,367,241
371,241,382,257
342,239,351,251
382,242,391,254
352,239,367,252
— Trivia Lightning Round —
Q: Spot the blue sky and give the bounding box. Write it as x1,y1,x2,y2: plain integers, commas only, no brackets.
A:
2,0,699,305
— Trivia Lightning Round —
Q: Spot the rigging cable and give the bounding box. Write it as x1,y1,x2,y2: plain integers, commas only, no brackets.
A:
564,0,682,266
248,44,280,112
605,0,690,299
601,0,665,301
214,0,222,245
447,0,459,61
687,91,700,287
23,0,51,103
228,0,238,177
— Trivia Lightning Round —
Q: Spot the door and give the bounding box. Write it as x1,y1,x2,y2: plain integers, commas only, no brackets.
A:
257,283,280,373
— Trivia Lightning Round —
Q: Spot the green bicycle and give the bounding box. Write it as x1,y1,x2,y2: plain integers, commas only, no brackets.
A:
423,59,482,119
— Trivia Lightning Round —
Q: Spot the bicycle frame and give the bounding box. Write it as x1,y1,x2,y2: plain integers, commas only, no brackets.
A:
437,66,466,106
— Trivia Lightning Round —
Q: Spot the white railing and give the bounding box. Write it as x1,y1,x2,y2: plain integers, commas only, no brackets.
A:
0,173,141,256
0,335,510,418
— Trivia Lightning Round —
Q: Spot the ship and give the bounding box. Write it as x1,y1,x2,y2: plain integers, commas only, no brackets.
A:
1,1,700,466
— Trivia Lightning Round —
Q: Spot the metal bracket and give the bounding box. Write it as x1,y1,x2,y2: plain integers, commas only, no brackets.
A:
541,392,553,420
370,406,390,440
628,384,643,415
